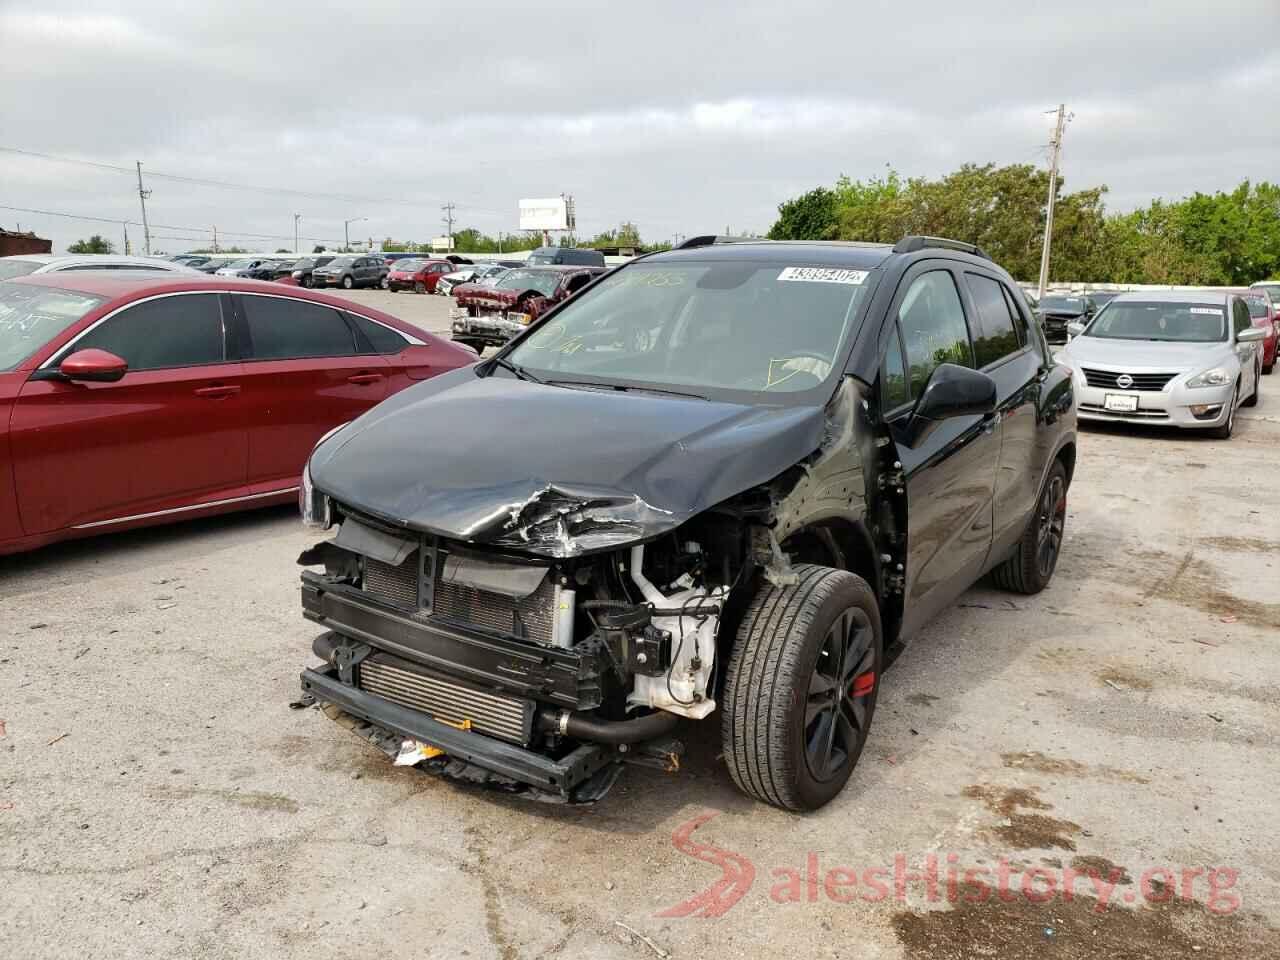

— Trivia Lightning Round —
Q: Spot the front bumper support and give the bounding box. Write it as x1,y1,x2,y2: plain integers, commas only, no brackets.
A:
301,665,615,800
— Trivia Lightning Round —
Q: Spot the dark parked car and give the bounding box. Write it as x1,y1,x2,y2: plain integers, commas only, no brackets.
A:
283,256,336,288
312,256,382,290
1039,294,1097,344
296,235,1077,810
192,257,236,274
449,265,603,353
526,246,606,267
0,272,477,556
270,260,300,281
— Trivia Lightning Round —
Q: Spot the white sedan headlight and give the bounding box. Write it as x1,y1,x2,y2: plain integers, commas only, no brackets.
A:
1186,367,1231,388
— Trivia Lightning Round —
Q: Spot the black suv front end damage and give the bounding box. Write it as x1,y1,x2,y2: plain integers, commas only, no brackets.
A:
294,237,1075,811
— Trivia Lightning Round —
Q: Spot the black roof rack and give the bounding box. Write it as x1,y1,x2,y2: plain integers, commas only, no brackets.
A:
892,235,991,261
675,235,767,250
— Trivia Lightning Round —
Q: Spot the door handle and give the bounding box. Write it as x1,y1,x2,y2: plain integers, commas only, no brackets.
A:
347,373,384,385
194,384,241,399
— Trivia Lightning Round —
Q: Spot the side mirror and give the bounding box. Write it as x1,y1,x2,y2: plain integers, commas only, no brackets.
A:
1066,321,1086,337
60,348,128,383
903,363,997,447
1236,326,1265,343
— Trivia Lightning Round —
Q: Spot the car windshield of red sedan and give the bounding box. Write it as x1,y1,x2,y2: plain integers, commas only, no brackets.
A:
1242,295,1269,318
0,283,107,371
495,270,560,297
393,260,425,273
0,259,41,281
1085,302,1226,342
506,260,870,398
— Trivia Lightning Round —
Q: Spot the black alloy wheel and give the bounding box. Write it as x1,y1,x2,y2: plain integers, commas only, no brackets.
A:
804,606,877,784
1035,470,1067,582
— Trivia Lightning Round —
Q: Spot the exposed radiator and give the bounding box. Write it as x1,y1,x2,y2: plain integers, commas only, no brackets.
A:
363,556,419,608
360,545,556,645
358,654,533,745
433,574,557,645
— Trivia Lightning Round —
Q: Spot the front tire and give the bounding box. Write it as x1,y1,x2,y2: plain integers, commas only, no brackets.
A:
414,281,426,294
1209,385,1238,439
341,275,354,290
1243,363,1259,407
991,459,1068,595
722,564,882,812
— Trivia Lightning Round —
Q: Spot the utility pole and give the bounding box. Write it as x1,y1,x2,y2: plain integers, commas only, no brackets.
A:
212,225,219,253
135,161,152,255
122,222,130,255
441,202,455,250
293,214,301,254
1037,104,1067,299
342,216,365,252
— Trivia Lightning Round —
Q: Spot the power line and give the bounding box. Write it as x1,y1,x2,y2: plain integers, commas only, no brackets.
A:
0,144,505,214
0,203,339,246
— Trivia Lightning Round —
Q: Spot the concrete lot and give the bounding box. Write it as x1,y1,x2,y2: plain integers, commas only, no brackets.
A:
3,347,1280,958
342,287,460,338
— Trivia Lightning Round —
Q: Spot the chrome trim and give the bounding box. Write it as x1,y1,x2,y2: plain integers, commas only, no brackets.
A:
71,487,298,529
39,290,424,371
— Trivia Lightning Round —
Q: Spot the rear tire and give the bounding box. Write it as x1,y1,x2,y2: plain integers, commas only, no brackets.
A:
991,459,1068,595
722,564,882,812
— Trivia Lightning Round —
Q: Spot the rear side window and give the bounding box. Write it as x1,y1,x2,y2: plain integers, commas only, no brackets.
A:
1244,297,1269,319
73,293,225,371
241,295,356,359
351,314,410,354
965,273,1023,367
897,270,973,397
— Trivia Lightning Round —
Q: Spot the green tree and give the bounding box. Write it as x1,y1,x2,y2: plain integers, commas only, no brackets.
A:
767,187,839,240
67,234,114,254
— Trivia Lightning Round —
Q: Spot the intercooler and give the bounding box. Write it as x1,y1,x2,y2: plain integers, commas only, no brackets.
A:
357,653,534,745
362,548,558,645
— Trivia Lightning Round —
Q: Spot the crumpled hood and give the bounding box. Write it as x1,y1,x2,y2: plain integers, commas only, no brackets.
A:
1062,336,1231,371
309,367,827,557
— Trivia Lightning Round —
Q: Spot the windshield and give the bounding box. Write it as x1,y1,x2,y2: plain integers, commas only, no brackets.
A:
0,260,41,281
506,260,871,399
1243,295,1269,318
497,270,560,297
526,249,557,264
393,259,425,272
227,259,254,269
1041,296,1085,312
0,283,107,371
326,258,354,269
1085,302,1227,342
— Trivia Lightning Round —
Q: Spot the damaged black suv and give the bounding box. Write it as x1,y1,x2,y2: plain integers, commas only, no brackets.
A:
296,235,1076,811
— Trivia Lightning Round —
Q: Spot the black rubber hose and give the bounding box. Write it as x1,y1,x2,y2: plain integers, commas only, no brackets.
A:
536,707,678,744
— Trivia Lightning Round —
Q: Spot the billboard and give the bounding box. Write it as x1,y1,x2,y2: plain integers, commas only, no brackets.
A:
431,236,453,251
519,197,573,232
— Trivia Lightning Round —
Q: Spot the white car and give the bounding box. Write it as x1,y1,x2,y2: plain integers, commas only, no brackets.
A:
0,254,200,281
1060,290,1265,439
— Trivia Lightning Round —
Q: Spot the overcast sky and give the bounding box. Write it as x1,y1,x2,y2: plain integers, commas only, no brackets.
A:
2,0,1277,254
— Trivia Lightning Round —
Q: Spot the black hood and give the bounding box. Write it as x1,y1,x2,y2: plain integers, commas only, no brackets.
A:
309,367,827,557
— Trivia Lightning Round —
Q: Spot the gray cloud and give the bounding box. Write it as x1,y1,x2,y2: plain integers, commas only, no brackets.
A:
2,0,1277,252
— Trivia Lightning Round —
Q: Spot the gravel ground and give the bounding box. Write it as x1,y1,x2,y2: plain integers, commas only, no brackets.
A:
3,352,1280,959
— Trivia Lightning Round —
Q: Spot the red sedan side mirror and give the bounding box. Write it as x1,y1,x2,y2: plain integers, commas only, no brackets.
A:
60,348,128,383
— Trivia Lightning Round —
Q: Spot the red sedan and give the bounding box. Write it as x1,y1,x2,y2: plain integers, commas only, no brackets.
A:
387,258,455,294
0,273,477,556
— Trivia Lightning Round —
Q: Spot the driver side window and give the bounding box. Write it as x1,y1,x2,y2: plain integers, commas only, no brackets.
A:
71,293,226,371
897,270,973,398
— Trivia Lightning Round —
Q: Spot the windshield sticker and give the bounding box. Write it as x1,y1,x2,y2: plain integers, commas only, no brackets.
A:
1190,307,1223,315
778,267,868,285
